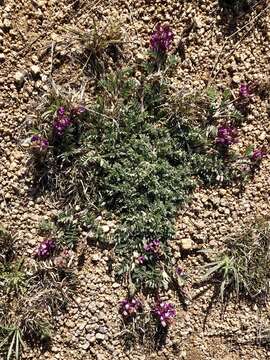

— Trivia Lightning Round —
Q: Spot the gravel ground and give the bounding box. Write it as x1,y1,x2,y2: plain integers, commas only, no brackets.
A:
0,0,269,359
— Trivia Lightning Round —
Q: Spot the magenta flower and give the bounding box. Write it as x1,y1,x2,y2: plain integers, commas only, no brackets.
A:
57,106,66,117
31,135,49,151
239,84,252,98
150,24,174,54
251,148,266,162
216,125,238,147
36,239,56,259
153,302,176,327
144,240,161,254
137,255,146,265
53,106,72,136
119,298,142,318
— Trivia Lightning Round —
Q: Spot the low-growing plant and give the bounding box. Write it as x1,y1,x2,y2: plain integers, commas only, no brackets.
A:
202,253,240,302
0,325,24,360
0,227,15,263
219,0,256,13
0,260,27,296
20,312,51,345
27,23,267,343
202,219,270,303
30,55,258,296
0,224,77,359
67,18,123,76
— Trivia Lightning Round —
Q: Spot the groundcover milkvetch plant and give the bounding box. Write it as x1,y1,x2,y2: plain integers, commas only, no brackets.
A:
27,22,267,345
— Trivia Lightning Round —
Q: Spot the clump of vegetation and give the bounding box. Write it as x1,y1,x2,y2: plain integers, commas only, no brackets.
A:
0,227,16,263
67,18,123,76
203,219,270,303
26,22,267,347
0,224,77,359
30,65,254,295
219,0,256,13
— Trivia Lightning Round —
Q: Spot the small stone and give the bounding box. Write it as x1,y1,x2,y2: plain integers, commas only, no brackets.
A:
86,334,96,343
3,19,12,30
96,333,106,341
194,16,203,29
180,238,193,251
259,132,266,141
66,320,75,328
232,75,241,84
0,53,5,62
98,326,107,334
195,220,205,229
81,341,90,350
92,254,100,262
101,225,110,233
30,64,41,77
14,71,26,87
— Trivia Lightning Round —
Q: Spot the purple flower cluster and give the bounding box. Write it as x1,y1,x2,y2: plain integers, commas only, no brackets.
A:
119,298,142,318
31,135,49,151
150,24,174,54
144,240,160,254
154,302,176,327
53,106,72,136
251,148,266,162
36,239,56,259
239,84,252,98
216,125,238,147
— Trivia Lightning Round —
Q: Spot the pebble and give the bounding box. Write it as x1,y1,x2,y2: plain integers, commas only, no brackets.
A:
101,225,110,233
180,238,193,250
86,334,96,343
30,64,41,77
14,71,26,87
81,341,90,350
3,19,12,30
96,333,106,341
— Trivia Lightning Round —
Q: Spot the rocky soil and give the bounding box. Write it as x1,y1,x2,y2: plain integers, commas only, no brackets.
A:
0,0,269,359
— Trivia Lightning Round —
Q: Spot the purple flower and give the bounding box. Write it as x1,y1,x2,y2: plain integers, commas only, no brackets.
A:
144,240,161,254
57,106,66,117
216,125,238,147
53,116,72,135
150,24,174,54
53,106,72,136
239,84,251,98
138,255,146,265
153,302,176,327
36,239,56,259
251,148,266,162
119,298,142,318
31,135,49,151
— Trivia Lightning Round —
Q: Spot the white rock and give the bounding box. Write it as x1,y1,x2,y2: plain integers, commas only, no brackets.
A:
30,64,40,76
180,238,193,251
101,224,110,233
96,333,106,341
3,19,12,30
14,71,26,86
